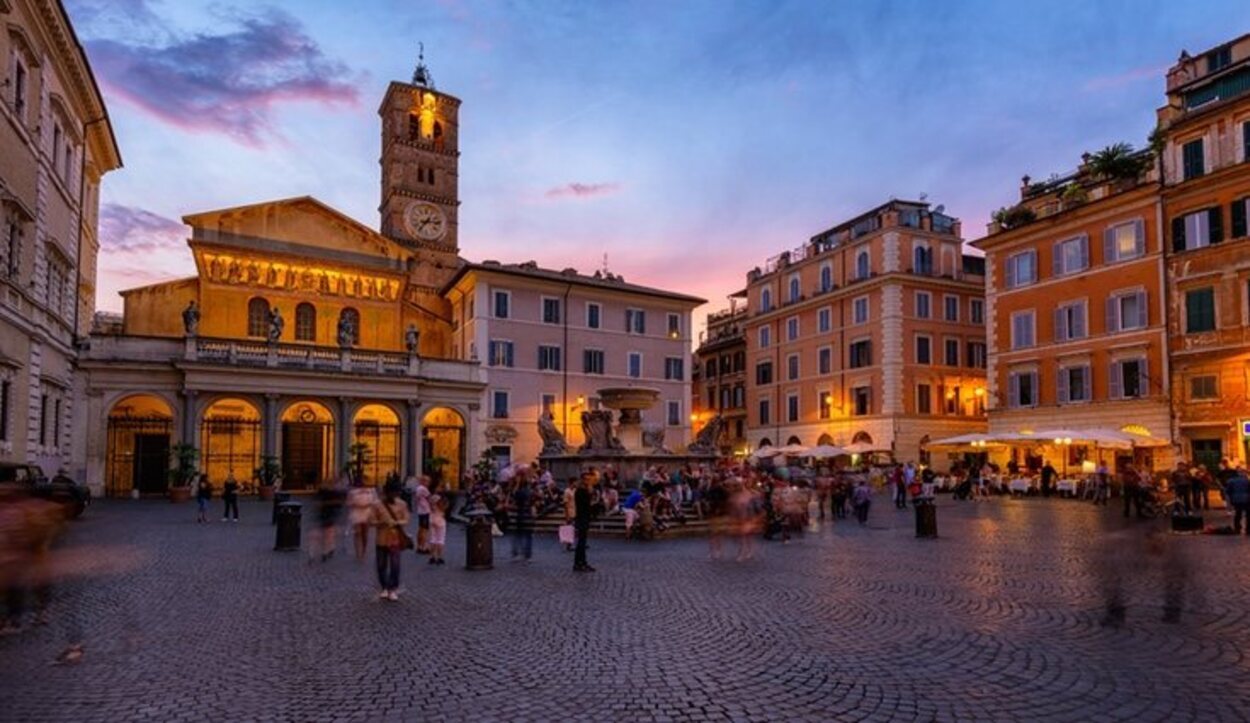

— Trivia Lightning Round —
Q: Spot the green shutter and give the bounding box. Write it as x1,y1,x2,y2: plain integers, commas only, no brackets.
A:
1209,207,1224,244
1233,198,1248,239
1171,216,1186,252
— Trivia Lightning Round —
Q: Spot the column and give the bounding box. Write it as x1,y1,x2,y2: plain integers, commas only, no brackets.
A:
263,393,279,459
406,399,422,478
336,396,353,474
181,389,198,448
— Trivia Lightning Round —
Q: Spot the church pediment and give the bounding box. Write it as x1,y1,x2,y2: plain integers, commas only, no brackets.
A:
183,196,408,265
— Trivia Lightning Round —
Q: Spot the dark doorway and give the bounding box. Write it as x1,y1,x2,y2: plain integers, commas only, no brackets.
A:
1191,438,1223,475
283,423,331,491
133,433,170,495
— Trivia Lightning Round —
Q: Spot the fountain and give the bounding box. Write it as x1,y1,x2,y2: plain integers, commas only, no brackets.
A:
536,386,721,485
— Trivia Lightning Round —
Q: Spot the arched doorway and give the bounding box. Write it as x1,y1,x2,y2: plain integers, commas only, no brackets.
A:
352,404,400,486
852,431,873,445
422,407,464,489
282,401,335,490
759,438,773,449
786,435,802,446
817,433,834,446
200,398,261,486
106,394,174,497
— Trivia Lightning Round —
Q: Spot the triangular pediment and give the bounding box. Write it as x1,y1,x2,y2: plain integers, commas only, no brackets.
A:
183,196,409,266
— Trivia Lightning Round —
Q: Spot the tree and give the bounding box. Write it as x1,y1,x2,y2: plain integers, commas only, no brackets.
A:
1088,142,1148,181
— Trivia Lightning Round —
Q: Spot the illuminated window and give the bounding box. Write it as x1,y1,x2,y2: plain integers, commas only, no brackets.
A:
247,298,269,338
295,303,316,342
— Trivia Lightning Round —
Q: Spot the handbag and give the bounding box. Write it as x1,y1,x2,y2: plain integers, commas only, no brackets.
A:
381,501,415,551
557,524,575,545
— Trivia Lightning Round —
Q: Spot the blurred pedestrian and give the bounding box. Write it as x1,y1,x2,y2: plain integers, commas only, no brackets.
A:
412,476,432,554
314,481,344,562
222,474,240,522
195,473,212,523
574,472,596,572
852,480,872,525
1170,462,1191,514
371,481,411,601
1226,467,1250,535
510,474,535,562
347,480,377,561
1121,464,1144,519
427,480,447,565
0,485,63,633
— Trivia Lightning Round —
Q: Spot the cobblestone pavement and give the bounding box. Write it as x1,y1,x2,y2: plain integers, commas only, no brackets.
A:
2,497,1249,722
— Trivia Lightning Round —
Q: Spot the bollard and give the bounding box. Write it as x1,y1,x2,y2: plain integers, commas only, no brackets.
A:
275,500,302,551
914,501,938,539
465,507,494,570
271,491,292,525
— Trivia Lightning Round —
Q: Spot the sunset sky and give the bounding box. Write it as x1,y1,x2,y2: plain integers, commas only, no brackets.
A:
69,0,1250,327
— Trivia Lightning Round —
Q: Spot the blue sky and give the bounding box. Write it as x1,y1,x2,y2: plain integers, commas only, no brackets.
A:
68,0,1250,320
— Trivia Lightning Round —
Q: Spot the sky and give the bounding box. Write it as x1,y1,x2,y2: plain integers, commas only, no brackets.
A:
68,0,1250,331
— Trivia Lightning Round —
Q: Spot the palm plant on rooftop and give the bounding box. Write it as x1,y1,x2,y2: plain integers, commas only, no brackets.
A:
1087,142,1149,182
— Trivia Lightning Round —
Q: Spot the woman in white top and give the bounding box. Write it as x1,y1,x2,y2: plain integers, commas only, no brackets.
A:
427,480,448,565
346,482,378,561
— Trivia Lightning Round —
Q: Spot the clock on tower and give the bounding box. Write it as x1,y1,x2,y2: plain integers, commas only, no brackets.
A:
379,48,460,253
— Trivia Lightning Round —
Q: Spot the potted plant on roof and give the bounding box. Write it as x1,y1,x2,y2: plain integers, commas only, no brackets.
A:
167,443,199,503
1088,142,1149,188
991,204,1037,231
255,454,281,500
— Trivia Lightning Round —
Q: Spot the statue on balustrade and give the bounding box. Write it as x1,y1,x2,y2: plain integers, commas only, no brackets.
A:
267,306,284,343
538,412,569,455
687,414,725,455
641,423,672,454
578,409,625,454
181,300,200,336
337,314,356,349
405,324,421,356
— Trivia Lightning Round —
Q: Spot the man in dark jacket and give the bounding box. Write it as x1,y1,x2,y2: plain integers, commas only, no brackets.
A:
573,473,595,572
1226,468,1250,536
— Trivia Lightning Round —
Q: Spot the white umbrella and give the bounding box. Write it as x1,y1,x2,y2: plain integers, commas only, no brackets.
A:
807,444,849,458
751,445,781,459
926,433,1003,449
775,444,810,456
844,441,889,455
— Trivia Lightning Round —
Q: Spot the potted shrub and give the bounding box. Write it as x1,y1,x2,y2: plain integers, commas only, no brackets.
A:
345,443,370,486
991,205,1037,230
424,456,450,485
167,443,199,503
1088,142,1148,185
255,454,281,500
1059,182,1088,207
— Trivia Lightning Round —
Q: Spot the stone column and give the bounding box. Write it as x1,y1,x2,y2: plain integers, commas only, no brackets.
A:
406,399,422,478
181,389,198,448
263,393,279,459
336,396,353,475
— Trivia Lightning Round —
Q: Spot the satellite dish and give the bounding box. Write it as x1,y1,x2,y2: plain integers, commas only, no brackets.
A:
919,192,928,201
934,204,946,214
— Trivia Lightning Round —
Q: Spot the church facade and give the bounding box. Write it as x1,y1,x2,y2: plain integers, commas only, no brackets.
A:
84,60,703,497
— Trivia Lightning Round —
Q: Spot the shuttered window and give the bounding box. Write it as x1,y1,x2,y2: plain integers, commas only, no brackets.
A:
1184,287,1216,333
1053,235,1089,276
1057,365,1090,404
1103,219,1145,263
1182,138,1205,180
1232,197,1249,239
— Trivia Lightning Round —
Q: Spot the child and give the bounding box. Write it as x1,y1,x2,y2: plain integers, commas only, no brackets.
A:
427,481,447,565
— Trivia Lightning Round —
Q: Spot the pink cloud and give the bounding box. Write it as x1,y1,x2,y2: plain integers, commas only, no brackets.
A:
544,182,622,200
85,9,359,147
1082,65,1167,92
99,203,185,253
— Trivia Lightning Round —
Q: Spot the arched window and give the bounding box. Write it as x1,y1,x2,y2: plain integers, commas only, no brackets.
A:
786,435,802,446
760,288,772,312
788,275,800,302
339,307,361,345
913,245,933,275
247,297,269,338
856,251,870,280
819,264,832,293
295,303,316,342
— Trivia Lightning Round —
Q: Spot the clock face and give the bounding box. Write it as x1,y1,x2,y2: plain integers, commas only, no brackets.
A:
403,201,447,241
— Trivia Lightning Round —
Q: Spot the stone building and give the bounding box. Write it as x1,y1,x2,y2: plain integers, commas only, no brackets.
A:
0,0,120,479
82,60,485,496
742,200,987,467
973,154,1172,470
1158,34,1250,469
692,302,748,455
441,261,702,468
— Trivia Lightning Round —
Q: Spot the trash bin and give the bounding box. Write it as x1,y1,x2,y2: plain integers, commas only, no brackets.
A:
914,501,938,539
465,507,494,570
275,501,302,551
271,491,292,525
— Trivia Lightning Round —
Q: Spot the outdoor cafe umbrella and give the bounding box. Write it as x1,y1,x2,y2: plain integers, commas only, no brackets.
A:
774,444,811,456
844,441,889,456
807,444,849,458
925,433,1003,450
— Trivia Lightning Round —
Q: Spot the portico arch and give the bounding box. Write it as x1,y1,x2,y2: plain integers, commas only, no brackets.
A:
817,433,834,446
421,406,464,489
352,403,401,486
200,398,262,486
281,401,335,490
106,394,174,497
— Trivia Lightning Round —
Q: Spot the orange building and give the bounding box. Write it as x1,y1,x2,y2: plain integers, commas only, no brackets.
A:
742,200,987,468
692,303,748,455
973,153,1172,470
1158,35,1250,469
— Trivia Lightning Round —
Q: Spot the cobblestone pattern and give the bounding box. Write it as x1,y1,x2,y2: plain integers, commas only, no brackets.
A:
2,498,1249,722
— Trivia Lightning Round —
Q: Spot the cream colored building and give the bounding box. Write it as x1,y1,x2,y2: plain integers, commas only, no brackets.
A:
0,0,121,479
442,261,703,467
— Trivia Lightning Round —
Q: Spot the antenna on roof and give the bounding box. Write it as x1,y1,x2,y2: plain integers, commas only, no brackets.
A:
601,252,611,276
919,192,928,202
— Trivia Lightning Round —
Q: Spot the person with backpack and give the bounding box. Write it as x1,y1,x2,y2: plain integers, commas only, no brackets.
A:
1225,467,1250,536
221,474,240,522
371,481,411,601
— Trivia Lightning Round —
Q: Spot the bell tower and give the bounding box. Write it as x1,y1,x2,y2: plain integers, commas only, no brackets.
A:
379,46,460,256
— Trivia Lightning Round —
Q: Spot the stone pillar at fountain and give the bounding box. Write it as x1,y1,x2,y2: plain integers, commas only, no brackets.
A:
596,387,660,454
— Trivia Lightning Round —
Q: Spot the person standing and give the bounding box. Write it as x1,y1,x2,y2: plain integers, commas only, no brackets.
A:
510,475,535,562
1225,467,1250,535
1170,462,1192,514
222,474,240,522
561,480,577,552
574,472,596,572
1040,460,1056,499
1094,461,1110,505
1192,466,1211,512
427,480,447,565
412,476,432,554
346,481,377,561
371,482,411,601
195,474,213,523
852,480,872,525
1121,464,1143,519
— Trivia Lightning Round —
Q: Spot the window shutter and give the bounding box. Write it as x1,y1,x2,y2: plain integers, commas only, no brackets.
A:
1208,207,1223,244
1029,373,1039,406
1140,356,1150,396
1133,219,1145,256
1103,227,1116,264
1105,297,1118,333
507,344,514,367
1052,243,1065,277
1075,303,1086,338
1054,307,1067,342
1057,367,1069,404
1134,291,1147,327
1079,235,1089,269
1005,258,1016,289
1008,374,1019,407
1171,216,1186,253
1232,198,1248,239
1109,361,1122,399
